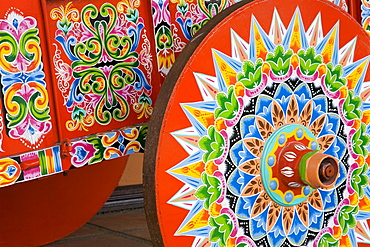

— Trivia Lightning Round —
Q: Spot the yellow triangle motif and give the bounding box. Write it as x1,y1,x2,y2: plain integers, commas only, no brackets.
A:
289,11,303,53
321,24,338,64
251,18,268,60
170,161,205,179
183,105,215,129
346,59,369,90
176,208,210,234
213,51,237,87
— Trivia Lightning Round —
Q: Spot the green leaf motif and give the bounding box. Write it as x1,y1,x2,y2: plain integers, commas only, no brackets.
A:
351,163,369,198
324,63,347,92
194,172,222,210
86,137,104,164
215,86,239,119
343,90,362,120
297,47,323,75
209,214,233,247
126,8,139,22
198,126,225,162
266,45,293,76
338,205,359,235
236,58,263,89
318,232,339,247
352,123,370,157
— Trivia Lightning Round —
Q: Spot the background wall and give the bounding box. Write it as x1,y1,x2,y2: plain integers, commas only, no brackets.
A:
118,153,144,186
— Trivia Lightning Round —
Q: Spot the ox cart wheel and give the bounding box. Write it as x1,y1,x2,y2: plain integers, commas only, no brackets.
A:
144,0,370,246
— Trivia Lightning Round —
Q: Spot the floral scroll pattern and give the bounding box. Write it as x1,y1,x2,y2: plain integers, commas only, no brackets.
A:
50,1,153,132
151,0,347,80
0,9,52,149
168,8,370,247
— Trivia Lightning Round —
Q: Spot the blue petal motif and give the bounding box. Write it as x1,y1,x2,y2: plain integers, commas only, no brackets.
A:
230,140,257,166
176,17,192,40
267,211,286,247
128,23,144,51
287,210,308,245
255,95,274,127
133,68,152,91
310,96,327,125
323,137,346,160
227,169,255,195
66,78,84,107
55,35,78,61
240,116,263,140
294,83,312,116
335,161,348,186
235,194,260,219
318,114,341,137
274,83,293,114
250,205,269,239
318,189,338,211
308,203,324,231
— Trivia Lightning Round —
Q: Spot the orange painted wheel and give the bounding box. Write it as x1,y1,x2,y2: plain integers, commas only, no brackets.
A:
144,0,370,246
0,157,127,247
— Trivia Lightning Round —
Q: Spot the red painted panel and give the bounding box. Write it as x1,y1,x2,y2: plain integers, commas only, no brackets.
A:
43,0,161,140
0,1,59,156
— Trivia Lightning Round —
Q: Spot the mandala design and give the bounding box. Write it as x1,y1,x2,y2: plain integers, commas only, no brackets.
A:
167,8,370,247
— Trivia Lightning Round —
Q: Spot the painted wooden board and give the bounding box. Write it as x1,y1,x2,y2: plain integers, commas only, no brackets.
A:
144,0,370,246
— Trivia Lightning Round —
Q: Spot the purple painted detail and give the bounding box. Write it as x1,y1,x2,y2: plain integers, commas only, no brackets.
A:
71,141,96,168
23,167,41,180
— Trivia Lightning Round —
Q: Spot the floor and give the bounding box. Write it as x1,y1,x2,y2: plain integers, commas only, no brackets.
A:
45,208,152,247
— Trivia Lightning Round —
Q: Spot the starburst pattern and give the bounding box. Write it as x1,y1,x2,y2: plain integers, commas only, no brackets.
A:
167,8,370,247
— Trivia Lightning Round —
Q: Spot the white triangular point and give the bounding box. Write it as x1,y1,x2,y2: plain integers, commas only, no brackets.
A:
355,220,370,244
231,29,249,62
315,21,340,64
191,237,210,247
168,184,197,210
269,8,286,45
194,73,219,101
282,7,309,51
171,127,201,155
306,13,323,47
338,37,357,67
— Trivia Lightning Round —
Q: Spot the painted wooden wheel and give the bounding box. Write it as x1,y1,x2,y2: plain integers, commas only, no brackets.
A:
144,0,370,246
